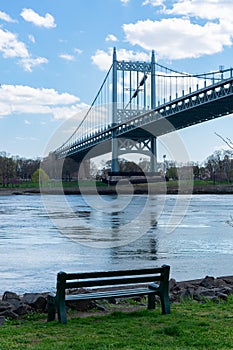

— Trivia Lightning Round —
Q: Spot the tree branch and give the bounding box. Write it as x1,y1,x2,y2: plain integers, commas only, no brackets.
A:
215,132,233,150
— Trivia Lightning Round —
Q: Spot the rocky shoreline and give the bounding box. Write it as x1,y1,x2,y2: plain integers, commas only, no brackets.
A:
1,274,233,325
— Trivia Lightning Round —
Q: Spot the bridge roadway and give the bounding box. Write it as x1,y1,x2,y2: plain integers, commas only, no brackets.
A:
56,77,233,161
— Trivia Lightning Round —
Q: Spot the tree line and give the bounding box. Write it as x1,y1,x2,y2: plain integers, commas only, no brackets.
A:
0,152,40,187
0,148,233,187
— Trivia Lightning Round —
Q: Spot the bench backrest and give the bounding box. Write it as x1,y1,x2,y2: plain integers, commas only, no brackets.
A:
56,265,170,292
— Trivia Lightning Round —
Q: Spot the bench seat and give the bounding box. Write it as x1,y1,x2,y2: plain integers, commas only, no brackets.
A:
65,286,159,301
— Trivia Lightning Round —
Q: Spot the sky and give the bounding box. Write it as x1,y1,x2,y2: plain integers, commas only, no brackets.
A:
0,0,233,164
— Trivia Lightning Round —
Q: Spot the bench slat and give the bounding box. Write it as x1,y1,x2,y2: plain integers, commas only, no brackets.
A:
65,275,162,289
65,286,158,301
62,267,165,280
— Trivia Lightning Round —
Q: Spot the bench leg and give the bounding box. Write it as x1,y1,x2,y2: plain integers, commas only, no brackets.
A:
57,299,67,324
147,293,155,310
159,292,170,314
47,294,56,322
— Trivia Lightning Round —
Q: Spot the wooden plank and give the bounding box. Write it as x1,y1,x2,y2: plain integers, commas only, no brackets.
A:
65,287,158,301
61,266,166,280
65,275,162,289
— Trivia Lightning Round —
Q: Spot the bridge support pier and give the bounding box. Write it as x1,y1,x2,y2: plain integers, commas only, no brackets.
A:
111,131,119,172
150,136,157,173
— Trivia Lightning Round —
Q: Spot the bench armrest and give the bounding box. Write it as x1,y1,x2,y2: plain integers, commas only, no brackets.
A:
148,283,159,290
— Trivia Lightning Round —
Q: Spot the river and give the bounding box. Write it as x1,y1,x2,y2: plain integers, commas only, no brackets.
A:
0,193,233,294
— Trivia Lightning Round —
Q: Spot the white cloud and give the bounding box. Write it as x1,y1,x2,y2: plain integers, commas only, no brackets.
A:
121,0,130,4
51,103,89,120
20,8,56,28
28,34,35,43
74,48,83,55
105,34,118,42
0,84,87,120
123,17,233,59
0,10,16,23
24,119,31,125
0,28,48,71
59,53,75,61
164,0,233,22
0,28,29,58
19,57,48,72
92,48,150,71
142,0,165,7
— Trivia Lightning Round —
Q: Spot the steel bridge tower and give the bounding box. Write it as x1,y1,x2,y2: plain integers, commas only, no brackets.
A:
111,47,157,173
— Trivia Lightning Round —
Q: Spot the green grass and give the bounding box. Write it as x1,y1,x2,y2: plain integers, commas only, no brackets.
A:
2,179,232,192
1,298,233,349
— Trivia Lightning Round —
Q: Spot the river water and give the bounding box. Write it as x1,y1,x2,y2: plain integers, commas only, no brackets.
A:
0,193,233,294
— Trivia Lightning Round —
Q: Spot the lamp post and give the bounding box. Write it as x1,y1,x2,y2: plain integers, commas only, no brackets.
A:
163,155,167,176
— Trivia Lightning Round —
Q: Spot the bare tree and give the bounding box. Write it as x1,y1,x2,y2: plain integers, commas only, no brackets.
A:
215,132,233,150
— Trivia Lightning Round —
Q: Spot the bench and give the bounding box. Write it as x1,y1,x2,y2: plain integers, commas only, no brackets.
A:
47,264,170,324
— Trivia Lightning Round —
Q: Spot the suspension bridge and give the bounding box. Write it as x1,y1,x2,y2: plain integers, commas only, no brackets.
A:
55,47,233,173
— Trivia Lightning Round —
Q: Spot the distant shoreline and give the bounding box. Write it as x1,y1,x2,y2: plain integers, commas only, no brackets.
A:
1,183,233,195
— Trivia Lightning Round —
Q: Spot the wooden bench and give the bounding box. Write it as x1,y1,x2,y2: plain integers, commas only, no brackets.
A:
47,265,170,324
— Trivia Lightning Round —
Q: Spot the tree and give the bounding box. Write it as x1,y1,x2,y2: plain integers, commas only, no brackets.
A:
166,166,178,180
31,168,49,185
205,149,233,183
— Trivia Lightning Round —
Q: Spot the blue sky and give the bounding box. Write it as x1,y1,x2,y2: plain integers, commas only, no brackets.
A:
0,0,232,164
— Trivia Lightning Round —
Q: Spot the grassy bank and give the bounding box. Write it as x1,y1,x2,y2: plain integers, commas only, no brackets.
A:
1,179,233,195
1,297,233,349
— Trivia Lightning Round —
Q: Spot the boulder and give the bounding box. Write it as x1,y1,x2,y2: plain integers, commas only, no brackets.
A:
2,291,20,301
22,293,47,312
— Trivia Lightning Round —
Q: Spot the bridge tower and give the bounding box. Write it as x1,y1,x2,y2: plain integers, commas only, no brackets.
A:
111,47,157,173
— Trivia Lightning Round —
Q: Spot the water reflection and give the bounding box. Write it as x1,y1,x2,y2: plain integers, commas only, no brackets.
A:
43,194,163,248
110,236,158,262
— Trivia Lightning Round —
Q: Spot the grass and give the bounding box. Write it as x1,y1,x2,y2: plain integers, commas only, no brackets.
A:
2,179,232,192
1,298,233,349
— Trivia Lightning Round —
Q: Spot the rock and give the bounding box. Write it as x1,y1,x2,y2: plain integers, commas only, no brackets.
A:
200,276,217,288
66,299,97,311
180,286,195,299
96,304,107,312
169,278,177,291
0,301,13,312
0,309,19,319
22,293,47,312
14,304,31,316
215,292,228,300
168,275,233,303
2,291,20,301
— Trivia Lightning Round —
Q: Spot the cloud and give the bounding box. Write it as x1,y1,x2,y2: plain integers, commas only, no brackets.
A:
0,10,16,23
105,34,118,42
0,84,88,120
123,17,233,59
28,34,35,43
51,103,89,120
0,28,29,58
0,28,48,71
120,0,130,4
59,53,75,61
142,0,165,7
19,57,48,72
20,8,56,28
92,48,150,71
164,0,233,22
74,48,83,55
